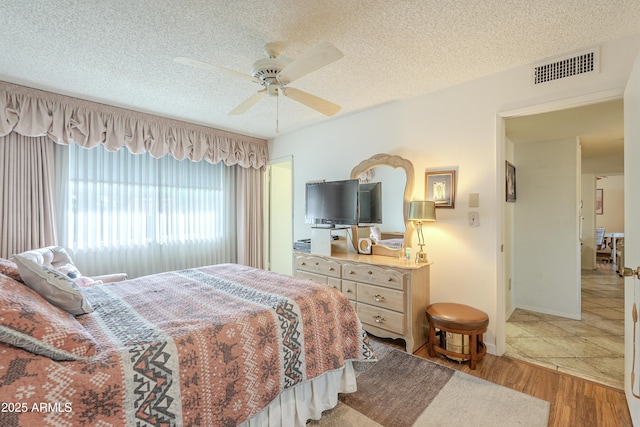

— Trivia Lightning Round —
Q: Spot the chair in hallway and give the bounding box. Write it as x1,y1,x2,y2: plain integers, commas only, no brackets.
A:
595,227,612,263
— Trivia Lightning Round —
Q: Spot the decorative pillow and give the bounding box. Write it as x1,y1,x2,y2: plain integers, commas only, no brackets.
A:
0,258,23,283
0,274,97,360
13,254,93,315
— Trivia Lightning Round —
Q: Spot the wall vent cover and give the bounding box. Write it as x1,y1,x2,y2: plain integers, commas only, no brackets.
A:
532,48,599,85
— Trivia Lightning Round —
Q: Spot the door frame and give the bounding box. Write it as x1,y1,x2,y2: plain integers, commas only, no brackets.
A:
495,88,624,355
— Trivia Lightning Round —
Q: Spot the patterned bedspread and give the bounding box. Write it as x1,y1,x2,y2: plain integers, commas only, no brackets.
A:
0,263,375,426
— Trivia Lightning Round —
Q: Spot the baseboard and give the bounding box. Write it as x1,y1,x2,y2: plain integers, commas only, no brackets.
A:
514,304,580,320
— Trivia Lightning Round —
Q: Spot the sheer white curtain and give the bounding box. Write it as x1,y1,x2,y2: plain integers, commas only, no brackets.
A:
0,132,57,258
55,143,237,278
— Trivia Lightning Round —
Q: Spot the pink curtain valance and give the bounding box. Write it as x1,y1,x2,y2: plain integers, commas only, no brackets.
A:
0,81,268,170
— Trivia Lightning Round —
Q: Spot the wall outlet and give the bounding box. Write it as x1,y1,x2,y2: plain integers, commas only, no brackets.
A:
468,211,479,227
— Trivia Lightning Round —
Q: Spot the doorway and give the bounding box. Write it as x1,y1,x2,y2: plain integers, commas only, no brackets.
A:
499,97,625,388
266,157,293,275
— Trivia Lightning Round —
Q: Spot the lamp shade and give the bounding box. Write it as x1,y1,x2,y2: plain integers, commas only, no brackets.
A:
408,201,436,221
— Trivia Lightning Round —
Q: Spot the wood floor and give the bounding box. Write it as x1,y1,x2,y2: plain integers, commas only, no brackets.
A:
413,345,632,426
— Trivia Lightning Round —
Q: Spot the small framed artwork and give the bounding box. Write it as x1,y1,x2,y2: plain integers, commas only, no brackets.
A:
596,189,603,215
506,161,516,202
425,169,456,208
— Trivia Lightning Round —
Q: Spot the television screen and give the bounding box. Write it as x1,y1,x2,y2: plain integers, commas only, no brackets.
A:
305,179,359,225
359,182,382,224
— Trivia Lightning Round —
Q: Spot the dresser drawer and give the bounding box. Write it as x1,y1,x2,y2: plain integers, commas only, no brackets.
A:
296,255,341,278
342,263,405,290
295,271,342,291
357,283,404,312
341,280,357,301
327,277,341,291
294,270,328,284
357,304,405,335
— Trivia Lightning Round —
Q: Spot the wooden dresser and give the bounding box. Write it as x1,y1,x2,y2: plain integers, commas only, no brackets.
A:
293,251,430,353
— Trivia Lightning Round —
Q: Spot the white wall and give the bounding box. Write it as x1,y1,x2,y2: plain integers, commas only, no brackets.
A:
269,34,640,355
596,175,625,232
267,160,293,274
513,138,581,318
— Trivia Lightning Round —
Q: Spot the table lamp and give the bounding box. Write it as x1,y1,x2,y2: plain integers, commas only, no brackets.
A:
408,201,436,263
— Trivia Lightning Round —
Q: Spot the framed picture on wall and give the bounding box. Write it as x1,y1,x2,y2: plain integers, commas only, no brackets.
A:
425,169,456,208
506,161,516,202
596,188,603,214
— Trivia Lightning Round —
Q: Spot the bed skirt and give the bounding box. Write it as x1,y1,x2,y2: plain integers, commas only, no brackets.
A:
242,361,357,427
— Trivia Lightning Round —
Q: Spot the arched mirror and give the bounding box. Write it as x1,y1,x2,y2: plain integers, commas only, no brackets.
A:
350,153,415,257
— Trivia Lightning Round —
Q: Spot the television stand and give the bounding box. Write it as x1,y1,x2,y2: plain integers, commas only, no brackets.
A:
311,227,351,256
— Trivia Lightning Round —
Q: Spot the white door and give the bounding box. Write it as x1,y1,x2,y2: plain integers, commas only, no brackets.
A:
624,53,640,422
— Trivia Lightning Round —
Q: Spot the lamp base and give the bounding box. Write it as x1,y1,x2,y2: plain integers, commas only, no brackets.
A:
415,250,429,263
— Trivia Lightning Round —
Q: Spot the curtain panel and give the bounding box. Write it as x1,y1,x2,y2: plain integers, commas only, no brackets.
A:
0,81,268,169
0,133,57,258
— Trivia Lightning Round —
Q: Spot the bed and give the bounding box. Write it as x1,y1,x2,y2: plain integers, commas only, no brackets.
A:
0,259,375,426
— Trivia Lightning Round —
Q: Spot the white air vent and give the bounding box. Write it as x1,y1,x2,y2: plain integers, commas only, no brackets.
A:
532,47,599,85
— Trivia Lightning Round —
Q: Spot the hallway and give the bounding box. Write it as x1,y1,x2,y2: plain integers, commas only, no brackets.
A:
506,264,624,389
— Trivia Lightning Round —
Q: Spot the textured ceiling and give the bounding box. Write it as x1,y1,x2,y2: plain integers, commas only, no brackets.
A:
2,1,640,140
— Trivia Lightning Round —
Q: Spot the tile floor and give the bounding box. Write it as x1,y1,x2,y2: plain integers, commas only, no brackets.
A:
506,263,624,389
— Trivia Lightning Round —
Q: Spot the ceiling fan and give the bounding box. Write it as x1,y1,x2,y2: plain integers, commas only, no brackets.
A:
175,41,343,117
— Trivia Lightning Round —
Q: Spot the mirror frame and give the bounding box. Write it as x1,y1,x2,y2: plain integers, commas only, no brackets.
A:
350,153,415,255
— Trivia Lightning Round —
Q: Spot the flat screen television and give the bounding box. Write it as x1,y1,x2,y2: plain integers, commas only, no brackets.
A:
305,179,359,226
358,182,382,224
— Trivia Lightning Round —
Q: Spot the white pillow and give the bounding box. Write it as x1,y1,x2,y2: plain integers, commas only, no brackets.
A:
13,254,93,315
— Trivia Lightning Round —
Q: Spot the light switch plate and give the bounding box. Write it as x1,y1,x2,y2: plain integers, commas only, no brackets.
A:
469,193,479,208
469,211,479,227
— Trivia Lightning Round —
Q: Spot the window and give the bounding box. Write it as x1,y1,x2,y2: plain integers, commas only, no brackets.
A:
56,144,237,277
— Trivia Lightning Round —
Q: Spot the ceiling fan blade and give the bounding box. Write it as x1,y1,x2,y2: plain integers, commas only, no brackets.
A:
174,56,257,82
277,41,343,85
282,87,341,116
228,89,267,115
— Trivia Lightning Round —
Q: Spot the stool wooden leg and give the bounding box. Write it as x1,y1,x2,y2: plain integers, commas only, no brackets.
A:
469,333,478,370
428,325,436,357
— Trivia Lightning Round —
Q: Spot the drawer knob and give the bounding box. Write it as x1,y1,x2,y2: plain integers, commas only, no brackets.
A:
368,270,373,275
329,267,335,271
301,262,306,266
373,315,385,324
373,294,385,302
348,270,354,275
315,262,319,265
388,277,393,282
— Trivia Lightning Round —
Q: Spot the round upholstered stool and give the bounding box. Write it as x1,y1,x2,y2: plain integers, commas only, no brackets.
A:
425,303,489,370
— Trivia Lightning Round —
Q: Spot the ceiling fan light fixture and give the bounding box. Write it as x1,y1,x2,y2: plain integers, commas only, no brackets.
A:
251,58,286,83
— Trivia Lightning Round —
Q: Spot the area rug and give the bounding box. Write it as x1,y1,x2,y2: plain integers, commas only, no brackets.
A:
310,341,550,426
